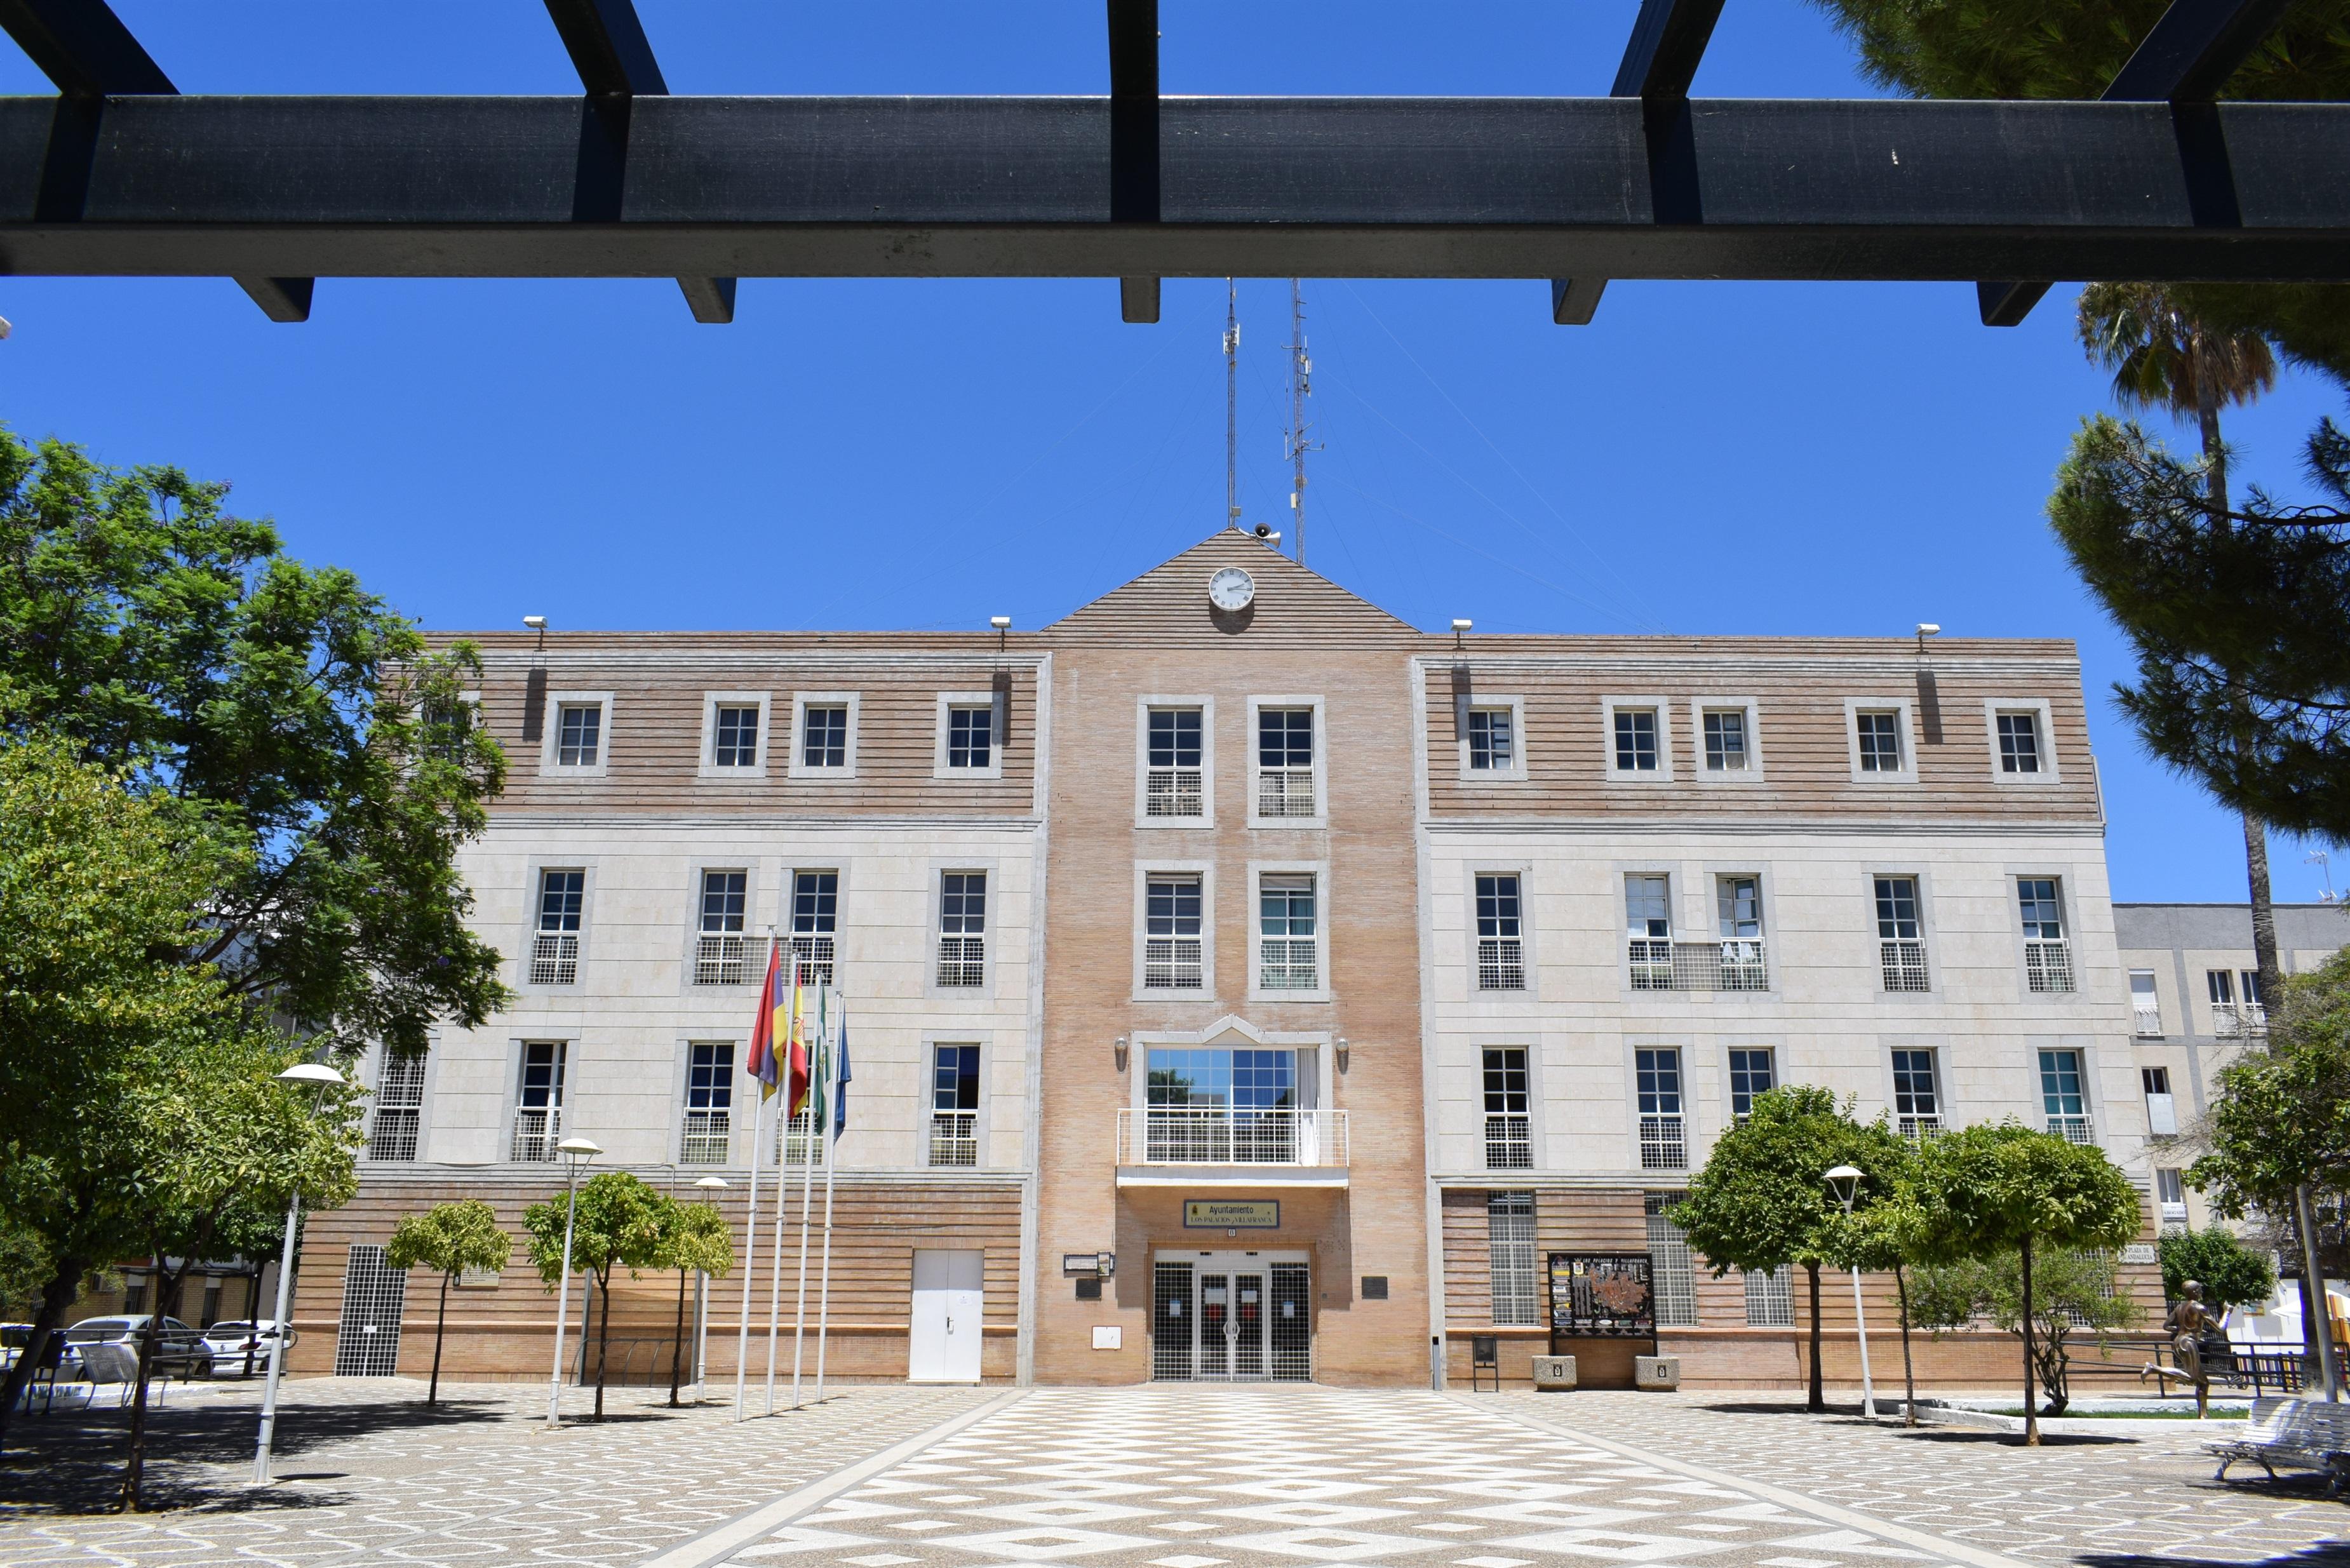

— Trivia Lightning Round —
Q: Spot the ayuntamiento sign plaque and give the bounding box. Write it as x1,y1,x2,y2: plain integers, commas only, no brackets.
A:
1184,1200,1280,1229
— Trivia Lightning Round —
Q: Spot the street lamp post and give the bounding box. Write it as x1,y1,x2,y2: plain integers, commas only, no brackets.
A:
1824,1163,1877,1420
545,1137,603,1426
253,1061,346,1485
692,1176,728,1402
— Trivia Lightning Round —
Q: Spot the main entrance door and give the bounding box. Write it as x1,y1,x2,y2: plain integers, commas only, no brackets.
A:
1151,1251,1310,1382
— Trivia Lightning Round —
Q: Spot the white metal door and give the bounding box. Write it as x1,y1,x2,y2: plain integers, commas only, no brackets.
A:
909,1249,983,1383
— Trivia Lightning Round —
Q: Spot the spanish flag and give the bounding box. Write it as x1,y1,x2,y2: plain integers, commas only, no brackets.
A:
784,967,814,1119
746,941,785,1100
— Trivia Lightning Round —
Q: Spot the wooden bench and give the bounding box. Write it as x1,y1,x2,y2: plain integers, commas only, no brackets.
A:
2208,1396,2350,1492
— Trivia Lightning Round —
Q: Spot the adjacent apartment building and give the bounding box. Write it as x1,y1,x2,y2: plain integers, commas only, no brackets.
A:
290,530,2161,1389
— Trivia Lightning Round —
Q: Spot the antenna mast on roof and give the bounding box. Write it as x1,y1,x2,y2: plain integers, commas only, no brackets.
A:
1224,279,1240,529
1286,279,1317,568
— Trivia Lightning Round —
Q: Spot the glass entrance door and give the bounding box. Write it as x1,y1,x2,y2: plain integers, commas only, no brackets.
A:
1151,1252,1308,1382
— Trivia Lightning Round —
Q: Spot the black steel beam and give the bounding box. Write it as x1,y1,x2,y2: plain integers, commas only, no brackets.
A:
543,0,667,97
0,96,2344,283
1611,0,1728,100
0,0,169,96
1975,0,2294,325
1550,278,1607,325
1108,0,1159,322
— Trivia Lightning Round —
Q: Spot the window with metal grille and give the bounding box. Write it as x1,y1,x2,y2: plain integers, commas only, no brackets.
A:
1475,873,1524,990
512,1041,567,1161
2018,878,2073,992
801,704,847,768
2040,1048,2092,1142
1468,707,1514,770
946,704,993,768
695,869,748,984
1487,1191,1539,1325
1482,1047,1531,1169
1637,1049,1685,1169
1145,874,1204,989
1874,875,1928,991
1613,707,1659,771
1996,710,2042,773
1146,707,1204,817
333,1244,408,1377
1256,707,1316,817
712,704,760,768
1891,1048,1941,1136
1644,1194,1698,1326
1743,1266,1794,1327
1715,874,1766,989
369,1053,426,1160
555,702,601,767
2130,969,2162,1036
1269,1263,1311,1381
776,1104,822,1165
532,869,584,984
791,870,837,986
1727,1048,1774,1120
1702,708,1749,770
937,871,986,986
930,1043,980,1167
682,1042,732,1163
1259,874,1318,989
1152,1261,1195,1381
1855,709,1901,772
1625,873,1672,989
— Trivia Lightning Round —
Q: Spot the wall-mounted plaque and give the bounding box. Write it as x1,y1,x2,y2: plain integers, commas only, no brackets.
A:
1183,1199,1280,1229
1547,1253,1656,1339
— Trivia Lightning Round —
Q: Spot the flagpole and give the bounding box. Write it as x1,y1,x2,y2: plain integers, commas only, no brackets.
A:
732,931,777,1423
790,986,825,1408
764,964,801,1414
814,991,840,1404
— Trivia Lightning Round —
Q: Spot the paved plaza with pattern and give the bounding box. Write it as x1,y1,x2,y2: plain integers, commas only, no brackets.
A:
4,1381,2349,1568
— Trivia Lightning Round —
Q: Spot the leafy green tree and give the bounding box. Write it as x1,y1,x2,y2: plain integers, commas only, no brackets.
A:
652,1198,735,1407
524,1172,668,1420
1897,1123,2143,1444
2192,948,2350,1219
1672,1087,1893,1412
1906,1249,2142,1414
1836,1125,1927,1423
385,1200,514,1406
2157,1228,2278,1315
0,426,509,1055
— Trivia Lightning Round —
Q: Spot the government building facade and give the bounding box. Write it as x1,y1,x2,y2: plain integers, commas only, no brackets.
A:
290,532,2161,1390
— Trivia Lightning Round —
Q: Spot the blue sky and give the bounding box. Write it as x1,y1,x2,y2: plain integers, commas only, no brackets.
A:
2,1,2344,906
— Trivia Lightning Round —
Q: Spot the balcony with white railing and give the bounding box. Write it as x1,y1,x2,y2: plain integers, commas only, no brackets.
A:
1898,1113,1944,1141
1880,939,1930,993
1477,938,1525,991
1144,937,1204,990
1639,1114,1687,1170
2046,1114,2095,1146
1256,767,1317,819
2214,1002,2268,1038
2133,1003,2165,1037
788,934,835,988
1259,939,1318,991
694,934,747,986
680,1109,730,1163
1146,767,1204,818
530,932,579,986
1115,1107,1348,1186
368,1109,419,1162
1627,939,1768,992
2161,1200,2190,1226
2024,939,2075,993
511,1106,562,1162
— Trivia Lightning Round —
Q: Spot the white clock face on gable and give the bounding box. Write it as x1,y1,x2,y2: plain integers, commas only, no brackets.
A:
1208,566,1256,612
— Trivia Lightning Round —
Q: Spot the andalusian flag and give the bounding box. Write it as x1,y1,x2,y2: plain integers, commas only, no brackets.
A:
746,941,786,1100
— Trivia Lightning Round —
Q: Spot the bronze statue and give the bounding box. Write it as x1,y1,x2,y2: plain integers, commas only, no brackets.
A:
2144,1279,2214,1416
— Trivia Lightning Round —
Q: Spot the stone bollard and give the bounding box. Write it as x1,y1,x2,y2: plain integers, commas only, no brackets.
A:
1532,1355,1577,1391
1634,1355,1681,1391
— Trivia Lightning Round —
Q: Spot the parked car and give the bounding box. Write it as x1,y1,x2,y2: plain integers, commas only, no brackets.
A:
62,1316,214,1378
201,1320,296,1376
0,1323,30,1372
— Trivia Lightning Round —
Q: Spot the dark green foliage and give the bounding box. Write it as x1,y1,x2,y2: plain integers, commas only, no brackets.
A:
2192,949,2350,1217
524,1172,669,1419
1907,1249,2141,1413
2157,1227,2278,1313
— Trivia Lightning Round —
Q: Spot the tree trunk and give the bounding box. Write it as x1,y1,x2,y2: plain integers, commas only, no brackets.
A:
0,1257,90,1454
1895,1266,1917,1426
1805,1263,1825,1412
593,1269,612,1421
429,1271,450,1407
120,1255,182,1511
2020,1239,2039,1447
669,1269,688,1407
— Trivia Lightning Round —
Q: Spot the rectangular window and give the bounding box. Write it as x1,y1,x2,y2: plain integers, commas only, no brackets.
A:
1146,707,1204,817
531,869,584,984
1715,875,1766,989
1482,1047,1531,1170
682,1042,733,1163
1744,1266,1794,1327
1467,707,1515,772
1475,873,1525,991
2018,878,2074,993
711,704,760,768
2130,969,2162,1035
1487,1192,1539,1326
1702,709,1749,771
1874,875,1928,992
929,1044,980,1167
2156,1167,2187,1223
1891,1049,1941,1136
512,1041,567,1161
1645,1194,1698,1327
801,704,848,768
1996,711,2043,774
555,702,601,767
1855,709,1902,772
368,1053,426,1161
946,705,993,770
694,869,748,985
2213,968,2266,1037
1145,1047,1298,1162
1259,874,1319,991
1144,873,1204,990
1613,707,1659,772
2039,1048,2091,1142
1625,874,1672,989
937,871,986,986
1637,1048,1686,1169
2142,1063,2179,1138
1727,1048,1775,1120
790,870,838,986
1256,707,1317,818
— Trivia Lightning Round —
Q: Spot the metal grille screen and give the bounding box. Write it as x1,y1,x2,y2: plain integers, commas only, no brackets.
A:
1644,1196,1698,1327
333,1244,409,1376
1744,1266,1794,1327
1152,1262,1193,1381
1487,1192,1540,1325
1270,1263,1311,1381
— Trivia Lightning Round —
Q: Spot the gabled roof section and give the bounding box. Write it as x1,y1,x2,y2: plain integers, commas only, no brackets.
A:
1044,530,1420,646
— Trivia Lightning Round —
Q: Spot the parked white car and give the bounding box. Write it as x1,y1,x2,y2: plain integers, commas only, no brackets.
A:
200,1320,296,1376
62,1316,214,1379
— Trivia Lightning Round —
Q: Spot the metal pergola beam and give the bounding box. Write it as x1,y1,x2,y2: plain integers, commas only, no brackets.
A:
1107,0,1160,323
